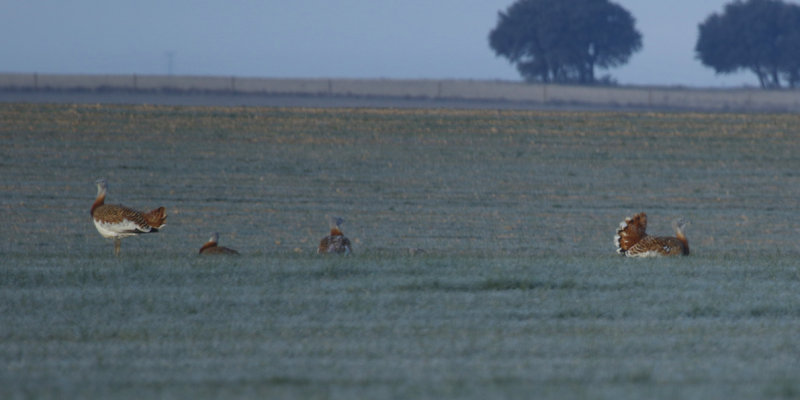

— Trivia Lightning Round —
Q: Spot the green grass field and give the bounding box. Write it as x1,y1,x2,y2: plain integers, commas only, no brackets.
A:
2,103,800,398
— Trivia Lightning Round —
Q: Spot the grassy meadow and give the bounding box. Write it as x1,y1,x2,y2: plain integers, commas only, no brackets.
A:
1,103,800,398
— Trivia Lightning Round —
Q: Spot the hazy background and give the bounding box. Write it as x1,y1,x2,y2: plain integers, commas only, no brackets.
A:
0,0,763,87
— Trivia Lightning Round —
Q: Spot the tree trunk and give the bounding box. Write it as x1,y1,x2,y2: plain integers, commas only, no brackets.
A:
789,69,799,88
770,68,781,88
753,66,767,88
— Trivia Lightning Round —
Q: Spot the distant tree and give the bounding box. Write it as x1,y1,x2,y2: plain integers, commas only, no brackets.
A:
488,0,642,84
696,0,800,88
777,5,800,88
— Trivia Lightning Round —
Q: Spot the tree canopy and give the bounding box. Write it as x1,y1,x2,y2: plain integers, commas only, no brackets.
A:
696,0,800,88
488,0,642,84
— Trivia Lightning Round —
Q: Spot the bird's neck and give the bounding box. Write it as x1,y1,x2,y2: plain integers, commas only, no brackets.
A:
91,193,105,215
676,231,689,255
330,228,343,236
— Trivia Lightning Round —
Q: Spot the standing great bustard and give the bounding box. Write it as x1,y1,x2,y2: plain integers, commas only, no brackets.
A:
90,179,166,256
199,232,240,255
318,216,352,255
614,212,689,257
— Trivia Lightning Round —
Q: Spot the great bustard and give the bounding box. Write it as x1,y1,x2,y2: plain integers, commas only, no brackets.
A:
614,212,689,257
199,232,240,255
90,179,166,256
318,216,352,255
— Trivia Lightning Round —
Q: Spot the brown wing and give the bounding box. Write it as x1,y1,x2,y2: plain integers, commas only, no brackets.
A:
318,236,331,253
626,236,687,257
200,245,240,255
318,235,351,254
92,204,156,232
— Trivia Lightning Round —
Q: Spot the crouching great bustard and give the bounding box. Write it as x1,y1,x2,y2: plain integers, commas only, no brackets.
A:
199,232,240,255
318,216,352,255
614,212,689,257
90,179,167,256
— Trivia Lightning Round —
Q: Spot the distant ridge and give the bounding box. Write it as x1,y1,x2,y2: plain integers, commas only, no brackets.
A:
1,73,799,112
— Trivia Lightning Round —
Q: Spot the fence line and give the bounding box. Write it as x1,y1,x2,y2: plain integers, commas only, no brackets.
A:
1,72,799,111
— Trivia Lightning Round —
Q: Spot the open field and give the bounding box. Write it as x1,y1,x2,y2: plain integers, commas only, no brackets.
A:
1,103,800,398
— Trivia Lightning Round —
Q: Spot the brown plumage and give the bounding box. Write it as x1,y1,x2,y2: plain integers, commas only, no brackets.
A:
318,216,352,255
614,212,689,257
199,232,240,255
91,179,166,256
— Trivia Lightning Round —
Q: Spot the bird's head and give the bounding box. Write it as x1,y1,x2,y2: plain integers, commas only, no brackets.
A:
673,218,689,236
327,215,345,235
95,178,108,196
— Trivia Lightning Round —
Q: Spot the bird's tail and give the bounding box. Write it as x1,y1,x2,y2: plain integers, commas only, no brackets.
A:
614,212,648,254
144,207,167,229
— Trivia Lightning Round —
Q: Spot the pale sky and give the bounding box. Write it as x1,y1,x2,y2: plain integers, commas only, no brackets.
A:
0,0,767,87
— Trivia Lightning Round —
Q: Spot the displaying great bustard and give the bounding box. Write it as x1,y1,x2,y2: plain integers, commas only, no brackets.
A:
614,212,689,257
90,179,166,256
199,232,240,255
318,216,352,255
